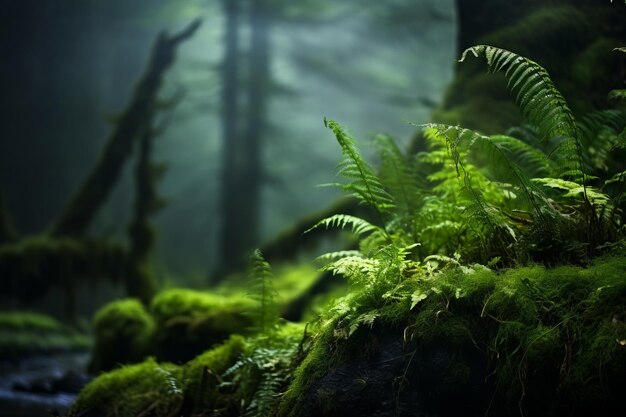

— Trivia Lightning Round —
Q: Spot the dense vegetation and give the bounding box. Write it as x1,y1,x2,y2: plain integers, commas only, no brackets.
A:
63,45,626,417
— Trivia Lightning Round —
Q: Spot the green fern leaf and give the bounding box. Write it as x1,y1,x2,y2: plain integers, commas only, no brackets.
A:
608,89,626,102
460,45,576,142
306,214,380,236
249,250,280,338
324,118,395,215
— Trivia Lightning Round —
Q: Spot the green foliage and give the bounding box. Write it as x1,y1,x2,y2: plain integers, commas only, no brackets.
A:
0,311,89,361
460,45,577,142
90,299,155,373
248,250,280,339
278,45,626,415
324,117,395,220
224,323,305,417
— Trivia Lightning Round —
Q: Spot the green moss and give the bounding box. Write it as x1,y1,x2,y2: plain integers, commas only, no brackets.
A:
0,311,90,360
182,335,247,414
69,358,184,417
90,299,155,373
0,236,127,303
185,334,246,380
151,288,255,362
280,257,626,416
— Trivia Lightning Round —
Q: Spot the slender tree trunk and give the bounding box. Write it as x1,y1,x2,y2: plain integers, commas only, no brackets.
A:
241,0,271,256
218,0,244,272
217,0,272,275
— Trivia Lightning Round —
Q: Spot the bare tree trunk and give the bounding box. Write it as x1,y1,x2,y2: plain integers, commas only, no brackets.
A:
218,0,244,273
241,0,271,257
50,20,201,237
217,0,272,275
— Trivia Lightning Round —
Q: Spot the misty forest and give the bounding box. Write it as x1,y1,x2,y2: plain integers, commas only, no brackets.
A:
0,0,625,416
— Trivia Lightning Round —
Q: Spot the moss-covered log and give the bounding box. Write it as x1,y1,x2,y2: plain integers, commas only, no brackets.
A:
0,237,127,304
50,19,201,237
125,124,167,304
0,190,17,244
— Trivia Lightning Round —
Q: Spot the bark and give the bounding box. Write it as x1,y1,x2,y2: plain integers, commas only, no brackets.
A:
217,0,273,274
126,125,165,304
50,19,201,237
241,0,271,253
218,0,244,272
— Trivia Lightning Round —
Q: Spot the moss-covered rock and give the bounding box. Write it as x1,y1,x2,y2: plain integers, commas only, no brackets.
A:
70,336,247,417
280,257,626,417
0,311,90,361
89,299,155,373
183,334,247,414
69,358,184,417
151,288,255,363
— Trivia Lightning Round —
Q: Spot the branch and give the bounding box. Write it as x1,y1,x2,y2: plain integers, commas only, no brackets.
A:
50,19,202,237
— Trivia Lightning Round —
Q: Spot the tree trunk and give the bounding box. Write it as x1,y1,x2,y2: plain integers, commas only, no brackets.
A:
241,0,271,258
217,0,245,273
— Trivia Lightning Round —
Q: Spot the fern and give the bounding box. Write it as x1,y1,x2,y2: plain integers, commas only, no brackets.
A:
375,134,424,240
306,214,380,237
423,124,547,218
608,89,626,102
224,344,298,417
460,45,577,142
324,118,395,218
249,250,280,339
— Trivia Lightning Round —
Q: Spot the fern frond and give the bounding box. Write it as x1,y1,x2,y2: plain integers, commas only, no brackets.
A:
249,250,280,337
577,110,625,142
489,134,555,177
305,214,380,236
324,118,395,216
315,250,363,264
422,124,546,216
375,134,423,213
608,89,626,102
533,178,610,206
615,47,626,54
460,45,576,142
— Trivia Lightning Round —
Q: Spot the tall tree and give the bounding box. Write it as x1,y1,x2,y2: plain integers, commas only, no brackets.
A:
218,0,245,272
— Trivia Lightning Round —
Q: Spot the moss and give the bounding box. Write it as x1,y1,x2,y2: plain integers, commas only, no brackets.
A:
69,358,184,417
72,336,247,417
280,257,626,416
181,335,247,414
151,288,255,362
0,236,127,304
0,311,90,361
185,334,246,381
89,299,155,373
